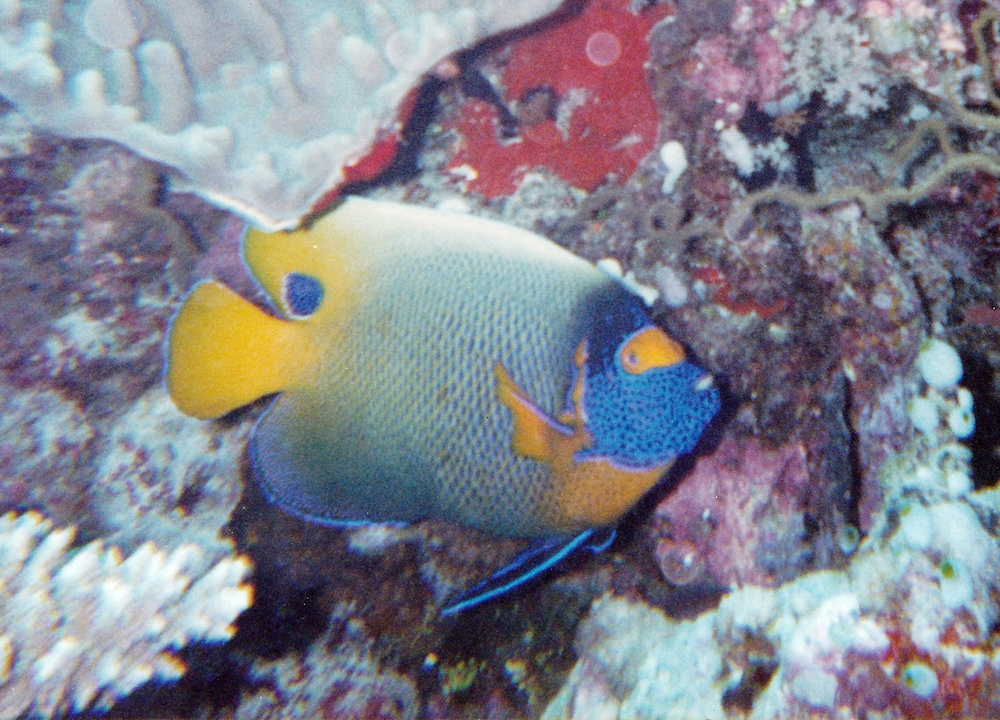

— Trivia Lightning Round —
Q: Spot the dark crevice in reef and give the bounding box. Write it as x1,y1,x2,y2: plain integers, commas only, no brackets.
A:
959,350,1000,489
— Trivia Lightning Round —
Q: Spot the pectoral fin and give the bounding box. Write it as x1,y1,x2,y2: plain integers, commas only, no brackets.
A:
493,362,572,461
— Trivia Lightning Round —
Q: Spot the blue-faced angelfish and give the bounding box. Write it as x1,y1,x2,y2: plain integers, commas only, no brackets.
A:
166,198,719,614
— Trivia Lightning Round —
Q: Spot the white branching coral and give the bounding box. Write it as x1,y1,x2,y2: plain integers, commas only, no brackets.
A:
0,0,562,229
0,511,253,718
236,603,418,720
782,7,889,117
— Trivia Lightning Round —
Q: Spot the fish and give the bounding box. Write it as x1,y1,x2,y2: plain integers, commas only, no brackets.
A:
166,197,719,613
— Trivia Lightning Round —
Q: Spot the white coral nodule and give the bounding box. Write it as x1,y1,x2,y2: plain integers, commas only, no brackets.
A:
0,511,253,718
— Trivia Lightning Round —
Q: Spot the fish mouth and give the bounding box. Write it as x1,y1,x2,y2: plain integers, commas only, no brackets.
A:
694,373,715,392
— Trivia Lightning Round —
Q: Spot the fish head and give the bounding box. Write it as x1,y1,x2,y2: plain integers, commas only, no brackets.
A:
577,292,719,467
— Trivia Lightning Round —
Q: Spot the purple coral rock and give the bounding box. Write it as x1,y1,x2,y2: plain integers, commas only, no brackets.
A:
689,33,785,119
652,435,810,588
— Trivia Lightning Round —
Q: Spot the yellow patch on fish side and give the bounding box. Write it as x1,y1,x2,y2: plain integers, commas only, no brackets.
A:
619,327,685,375
168,206,378,422
552,458,672,531
495,353,675,533
167,281,316,419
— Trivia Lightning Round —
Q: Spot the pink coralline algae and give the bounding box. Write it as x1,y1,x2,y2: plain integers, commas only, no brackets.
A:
688,33,785,119
444,0,670,197
652,435,811,589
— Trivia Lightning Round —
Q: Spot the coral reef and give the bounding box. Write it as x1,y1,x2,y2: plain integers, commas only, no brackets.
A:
0,511,252,719
0,130,253,716
545,343,1000,719
0,385,94,530
3,0,1000,716
651,435,813,589
91,387,247,555
781,7,889,118
235,604,419,720
443,0,670,197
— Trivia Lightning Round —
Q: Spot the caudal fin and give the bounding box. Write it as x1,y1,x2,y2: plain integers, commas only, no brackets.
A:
166,280,314,419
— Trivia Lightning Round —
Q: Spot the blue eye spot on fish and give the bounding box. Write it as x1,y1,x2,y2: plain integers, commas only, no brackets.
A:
282,272,324,318
165,198,720,614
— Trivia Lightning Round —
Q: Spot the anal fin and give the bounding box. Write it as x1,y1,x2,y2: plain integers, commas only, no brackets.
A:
440,527,616,616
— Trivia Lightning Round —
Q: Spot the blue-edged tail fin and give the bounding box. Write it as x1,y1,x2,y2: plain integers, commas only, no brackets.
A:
441,527,616,616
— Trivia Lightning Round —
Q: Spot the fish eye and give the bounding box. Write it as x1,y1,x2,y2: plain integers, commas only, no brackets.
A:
282,272,324,318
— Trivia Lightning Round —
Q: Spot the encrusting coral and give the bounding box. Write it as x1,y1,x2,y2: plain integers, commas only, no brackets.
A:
781,7,889,118
724,3,1000,237
0,0,564,228
235,603,418,720
0,510,253,719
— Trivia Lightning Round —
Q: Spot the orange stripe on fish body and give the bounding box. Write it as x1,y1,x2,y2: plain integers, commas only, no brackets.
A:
165,197,720,539
494,358,674,533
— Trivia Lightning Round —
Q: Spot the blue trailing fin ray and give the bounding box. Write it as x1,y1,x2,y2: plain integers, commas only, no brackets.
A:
441,527,616,616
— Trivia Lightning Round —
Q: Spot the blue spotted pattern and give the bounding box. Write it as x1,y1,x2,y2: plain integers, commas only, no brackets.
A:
575,290,719,467
581,361,718,466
